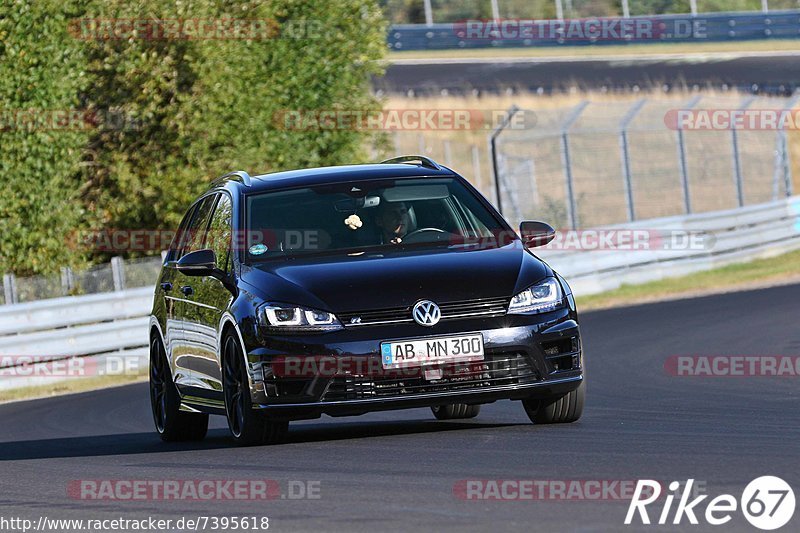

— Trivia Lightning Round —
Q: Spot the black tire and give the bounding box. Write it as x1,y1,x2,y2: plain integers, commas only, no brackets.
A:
150,335,208,442
522,381,585,424
431,403,481,420
222,334,289,446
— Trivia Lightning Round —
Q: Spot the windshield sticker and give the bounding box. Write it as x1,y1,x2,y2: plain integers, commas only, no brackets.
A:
249,243,269,256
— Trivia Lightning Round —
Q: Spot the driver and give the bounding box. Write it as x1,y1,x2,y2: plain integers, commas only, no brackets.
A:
375,201,410,244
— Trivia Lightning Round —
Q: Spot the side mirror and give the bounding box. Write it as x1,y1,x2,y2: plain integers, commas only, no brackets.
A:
519,221,556,248
177,249,217,277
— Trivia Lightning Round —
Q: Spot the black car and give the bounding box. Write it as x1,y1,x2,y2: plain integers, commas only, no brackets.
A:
149,156,584,445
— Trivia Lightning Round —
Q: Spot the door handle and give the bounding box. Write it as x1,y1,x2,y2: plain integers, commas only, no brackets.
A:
180,285,194,297
160,282,173,292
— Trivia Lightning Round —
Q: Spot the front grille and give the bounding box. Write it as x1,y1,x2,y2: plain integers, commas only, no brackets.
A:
322,353,539,401
338,296,510,327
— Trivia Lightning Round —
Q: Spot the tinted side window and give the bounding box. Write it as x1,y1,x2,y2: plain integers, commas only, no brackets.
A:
207,194,233,273
167,205,197,263
181,194,218,258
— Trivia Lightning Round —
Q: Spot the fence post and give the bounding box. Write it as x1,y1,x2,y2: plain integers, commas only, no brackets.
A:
423,0,433,26
784,132,794,197
773,133,784,201
489,105,521,215
417,134,426,155
619,99,647,222
527,159,539,206
677,95,702,214
776,91,800,198
393,131,401,156
560,101,589,229
731,96,755,208
3,274,18,305
443,139,453,167
111,257,126,292
60,267,74,296
491,0,500,20
471,144,483,193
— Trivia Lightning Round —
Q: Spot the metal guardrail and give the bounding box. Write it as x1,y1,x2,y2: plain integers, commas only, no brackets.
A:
0,196,798,392
0,288,153,338
0,286,153,359
0,288,153,392
387,11,800,51
538,196,800,295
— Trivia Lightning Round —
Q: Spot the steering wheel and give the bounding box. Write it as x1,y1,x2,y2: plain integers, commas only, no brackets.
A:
402,227,447,243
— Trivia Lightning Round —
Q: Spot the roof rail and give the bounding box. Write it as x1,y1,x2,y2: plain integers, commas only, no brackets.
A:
211,170,252,188
380,155,444,171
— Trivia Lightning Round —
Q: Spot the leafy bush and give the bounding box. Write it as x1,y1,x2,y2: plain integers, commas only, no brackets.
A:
0,0,89,274
0,0,386,275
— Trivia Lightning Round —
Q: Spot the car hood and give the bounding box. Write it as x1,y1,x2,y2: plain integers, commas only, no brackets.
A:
240,244,551,313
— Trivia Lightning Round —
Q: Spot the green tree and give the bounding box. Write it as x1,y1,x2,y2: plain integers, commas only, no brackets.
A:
80,0,387,242
0,0,386,274
0,0,89,275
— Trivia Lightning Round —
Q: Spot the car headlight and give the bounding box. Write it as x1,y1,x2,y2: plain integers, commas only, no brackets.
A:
258,303,343,333
507,278,563,314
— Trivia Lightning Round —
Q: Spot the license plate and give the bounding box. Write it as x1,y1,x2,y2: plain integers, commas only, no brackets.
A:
381,333,484,369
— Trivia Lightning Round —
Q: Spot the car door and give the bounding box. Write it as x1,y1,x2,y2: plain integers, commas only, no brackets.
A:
171,193,218,389
159,204,196,375
183,193,234,394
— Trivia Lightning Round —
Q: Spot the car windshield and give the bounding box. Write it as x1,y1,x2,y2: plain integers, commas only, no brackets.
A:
244,177,508,261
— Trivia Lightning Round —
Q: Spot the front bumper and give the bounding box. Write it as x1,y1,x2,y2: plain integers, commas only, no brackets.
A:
246,306,582,420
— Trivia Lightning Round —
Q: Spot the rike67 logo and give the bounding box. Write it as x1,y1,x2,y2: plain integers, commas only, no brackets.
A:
626,477,795,530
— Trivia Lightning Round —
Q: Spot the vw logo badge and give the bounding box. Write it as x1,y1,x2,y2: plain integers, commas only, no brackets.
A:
412,300,441,327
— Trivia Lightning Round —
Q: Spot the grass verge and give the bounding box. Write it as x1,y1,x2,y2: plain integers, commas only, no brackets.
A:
576,248,800,311
388,39,800,61
0,372,147,404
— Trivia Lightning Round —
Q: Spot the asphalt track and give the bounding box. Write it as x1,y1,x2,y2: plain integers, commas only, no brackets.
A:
377,52,800,95
1,283,799,532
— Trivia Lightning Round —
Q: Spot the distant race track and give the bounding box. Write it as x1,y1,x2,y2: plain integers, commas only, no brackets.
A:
1,283,799,532
377,52,800,95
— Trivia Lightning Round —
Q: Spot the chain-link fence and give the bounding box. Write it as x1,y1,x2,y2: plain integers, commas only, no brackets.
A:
1,255,163,305
494,94,799,228
385,93,799,229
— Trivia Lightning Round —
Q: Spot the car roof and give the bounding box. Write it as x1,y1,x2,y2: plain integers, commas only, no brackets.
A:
236,163,457,194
